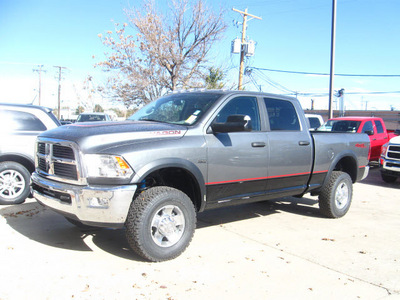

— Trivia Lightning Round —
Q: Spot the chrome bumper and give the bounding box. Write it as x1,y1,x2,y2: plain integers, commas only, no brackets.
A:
31,172,137,227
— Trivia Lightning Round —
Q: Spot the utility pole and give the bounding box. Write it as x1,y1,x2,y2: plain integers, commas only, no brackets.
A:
328,0,337,119
232,8,261,90
54,66,67,120
33,65,46,105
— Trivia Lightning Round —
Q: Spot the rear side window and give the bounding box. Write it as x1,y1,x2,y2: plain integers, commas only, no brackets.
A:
308,117,321,129
375,120,384,133
0,109,47,131
264,98,300,131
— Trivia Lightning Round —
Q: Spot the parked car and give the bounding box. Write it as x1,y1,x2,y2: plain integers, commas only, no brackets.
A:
0,103,60,204
31,90,369,261
305,113,324,130
76,112,111,122
317,116,398,161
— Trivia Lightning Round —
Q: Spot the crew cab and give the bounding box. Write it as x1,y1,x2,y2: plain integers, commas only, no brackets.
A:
318,116,397,161
31,91,369,261
0,103,60,204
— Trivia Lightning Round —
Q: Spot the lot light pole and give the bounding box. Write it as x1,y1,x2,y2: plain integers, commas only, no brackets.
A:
328,0,337,119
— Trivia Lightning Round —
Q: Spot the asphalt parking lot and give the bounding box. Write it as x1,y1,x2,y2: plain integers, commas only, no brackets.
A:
1,166,399,299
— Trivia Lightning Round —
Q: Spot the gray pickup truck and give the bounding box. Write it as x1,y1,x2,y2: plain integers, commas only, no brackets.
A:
31,91,369,261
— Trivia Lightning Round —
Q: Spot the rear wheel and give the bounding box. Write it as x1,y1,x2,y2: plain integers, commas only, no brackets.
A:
319,171,352,218
0,161,30,205
125,186,196,262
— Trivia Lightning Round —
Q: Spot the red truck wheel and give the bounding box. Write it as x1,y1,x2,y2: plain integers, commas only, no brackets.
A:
125,186,196,262
319,171,353,218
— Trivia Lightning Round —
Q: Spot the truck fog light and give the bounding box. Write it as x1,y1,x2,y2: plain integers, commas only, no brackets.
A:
88,197,109,208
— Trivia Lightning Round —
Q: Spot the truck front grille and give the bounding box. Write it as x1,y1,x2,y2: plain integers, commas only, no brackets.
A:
387,145,400,160
36,140,83,184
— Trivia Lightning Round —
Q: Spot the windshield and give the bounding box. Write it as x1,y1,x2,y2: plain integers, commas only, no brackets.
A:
317,120,361,132
128,92,223,125
77,114,107,122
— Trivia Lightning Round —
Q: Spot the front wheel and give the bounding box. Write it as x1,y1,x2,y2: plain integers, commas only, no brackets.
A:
0,161,31,205
125,186,196,262
319,171,353,218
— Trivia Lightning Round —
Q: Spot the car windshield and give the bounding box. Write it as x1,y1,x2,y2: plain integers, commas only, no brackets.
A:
317,120,361,133
77,114,106,122
128,92,223,125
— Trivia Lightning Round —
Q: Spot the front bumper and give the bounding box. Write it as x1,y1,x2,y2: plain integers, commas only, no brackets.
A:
380,157,400,178
31,172,137,228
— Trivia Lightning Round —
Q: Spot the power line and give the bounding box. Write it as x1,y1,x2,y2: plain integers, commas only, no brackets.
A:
247,66,400,78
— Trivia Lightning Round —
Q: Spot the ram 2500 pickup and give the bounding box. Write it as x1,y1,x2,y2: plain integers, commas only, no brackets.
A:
31,91,369,261
318,116,397,161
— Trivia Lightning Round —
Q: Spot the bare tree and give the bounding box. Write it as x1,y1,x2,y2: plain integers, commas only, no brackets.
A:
96,0,226,108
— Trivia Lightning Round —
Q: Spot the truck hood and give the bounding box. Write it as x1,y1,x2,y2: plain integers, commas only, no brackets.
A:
39,121,187,152
389,135,400,144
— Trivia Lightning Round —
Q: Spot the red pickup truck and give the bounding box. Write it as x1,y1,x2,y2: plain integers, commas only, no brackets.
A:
318,117,397,161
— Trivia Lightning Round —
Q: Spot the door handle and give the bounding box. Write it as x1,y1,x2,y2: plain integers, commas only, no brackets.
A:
252,142,266,147
299,141,310,146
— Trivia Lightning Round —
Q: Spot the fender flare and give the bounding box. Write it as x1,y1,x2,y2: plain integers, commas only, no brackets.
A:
131,158,206,211
322,150,359,189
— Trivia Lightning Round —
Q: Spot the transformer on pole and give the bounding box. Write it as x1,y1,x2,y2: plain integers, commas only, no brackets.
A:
232,8,262,90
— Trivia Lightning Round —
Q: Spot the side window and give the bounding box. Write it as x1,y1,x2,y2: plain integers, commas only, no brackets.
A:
0,109,47,131
215,96,260,131
361,121,374,134
264,98,300,131
375,120,384,133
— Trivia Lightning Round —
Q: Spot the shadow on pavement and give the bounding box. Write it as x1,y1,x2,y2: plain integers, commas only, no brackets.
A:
0,195,323,261
198,196,322,228
358,164,400,189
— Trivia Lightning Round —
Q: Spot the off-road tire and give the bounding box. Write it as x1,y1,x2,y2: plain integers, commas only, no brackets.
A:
319,171,352,218
125,186,196,262
0,161,30,205
381,173,397,183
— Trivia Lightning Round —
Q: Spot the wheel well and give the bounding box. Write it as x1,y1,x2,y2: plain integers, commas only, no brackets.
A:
332,156,357,182
0,155,35,173
137,167,202,211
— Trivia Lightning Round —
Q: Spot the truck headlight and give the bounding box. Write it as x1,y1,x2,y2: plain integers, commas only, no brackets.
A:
85,154,133,179
381,143,388,157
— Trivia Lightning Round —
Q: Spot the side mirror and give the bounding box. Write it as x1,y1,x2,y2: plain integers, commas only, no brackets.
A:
364,130,374,136
211,115,252,133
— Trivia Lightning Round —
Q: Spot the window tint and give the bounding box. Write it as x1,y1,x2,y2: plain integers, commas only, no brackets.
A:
0,109,46,131
264,98,300,131
308,117,321,129
362,121,374,133
215,96,260,131
375,120,384,133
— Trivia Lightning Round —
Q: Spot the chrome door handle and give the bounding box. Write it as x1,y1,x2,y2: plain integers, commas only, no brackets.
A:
252,142,266,147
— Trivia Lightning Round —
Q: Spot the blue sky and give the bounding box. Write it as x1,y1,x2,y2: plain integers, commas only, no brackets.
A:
1,0,399,112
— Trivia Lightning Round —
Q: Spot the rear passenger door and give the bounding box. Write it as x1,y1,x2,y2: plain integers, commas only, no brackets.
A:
264,97,313,197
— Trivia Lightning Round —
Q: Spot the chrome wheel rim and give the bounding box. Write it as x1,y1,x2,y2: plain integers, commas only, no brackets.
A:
335,181,349,209
0,169,25,200
151,205,185,247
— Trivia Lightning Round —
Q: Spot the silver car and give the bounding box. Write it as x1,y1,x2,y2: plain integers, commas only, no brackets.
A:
0,103,60,204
